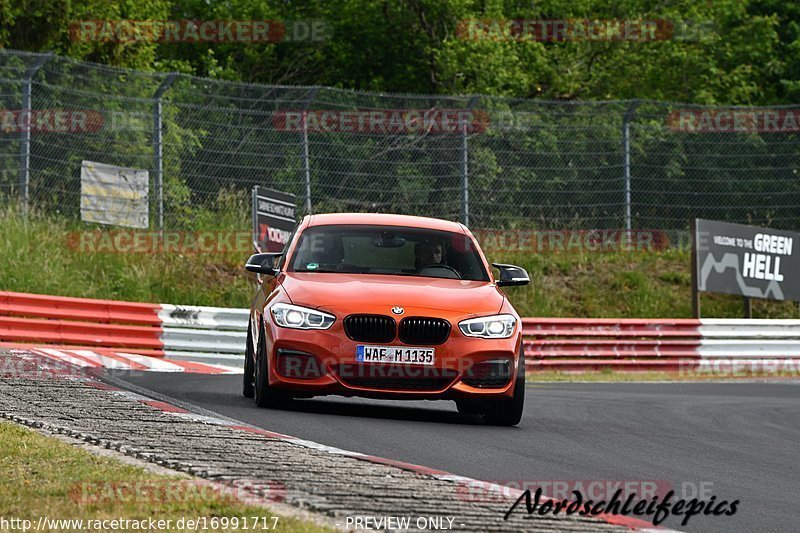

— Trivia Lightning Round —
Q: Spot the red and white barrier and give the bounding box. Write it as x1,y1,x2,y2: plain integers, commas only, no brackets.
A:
523,318,701,371
0,291,246,369
2,291,799,374
524,317,800,373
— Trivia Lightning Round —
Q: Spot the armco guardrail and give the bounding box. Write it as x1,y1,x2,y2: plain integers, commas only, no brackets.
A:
523,317,800,372
523,318,701,371
2,291,799,372
0,291,247,359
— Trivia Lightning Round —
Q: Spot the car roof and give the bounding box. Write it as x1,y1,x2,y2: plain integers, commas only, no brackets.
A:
305,213,466,233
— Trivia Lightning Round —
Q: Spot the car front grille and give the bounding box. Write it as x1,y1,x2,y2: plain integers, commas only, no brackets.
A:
399,317,451,345
344,314,396,343
335,364,458,391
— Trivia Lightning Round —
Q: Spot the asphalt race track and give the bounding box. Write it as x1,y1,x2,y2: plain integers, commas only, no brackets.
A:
107,371,800,533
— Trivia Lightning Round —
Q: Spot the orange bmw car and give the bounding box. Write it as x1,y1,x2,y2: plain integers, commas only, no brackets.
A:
243,213,530,425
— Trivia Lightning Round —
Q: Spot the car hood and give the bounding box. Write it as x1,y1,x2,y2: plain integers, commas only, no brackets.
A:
280,273,505,316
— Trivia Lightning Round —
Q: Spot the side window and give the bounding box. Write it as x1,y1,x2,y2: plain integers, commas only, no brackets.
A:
276,225,299,270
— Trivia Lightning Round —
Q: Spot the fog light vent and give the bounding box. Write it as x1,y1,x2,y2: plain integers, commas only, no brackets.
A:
276,350,325,379
462,360,512,388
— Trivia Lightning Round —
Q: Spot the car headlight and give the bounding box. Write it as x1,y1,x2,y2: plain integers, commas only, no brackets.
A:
270,303,335,330
458,314,516,339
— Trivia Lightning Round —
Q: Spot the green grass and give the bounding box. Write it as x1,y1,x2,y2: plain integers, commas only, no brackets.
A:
498,248,800,318
0,204,253,307
0,422,331,532
1,205,798,318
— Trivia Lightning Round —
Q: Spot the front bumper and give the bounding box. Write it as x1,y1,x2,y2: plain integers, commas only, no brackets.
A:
263,317,522,400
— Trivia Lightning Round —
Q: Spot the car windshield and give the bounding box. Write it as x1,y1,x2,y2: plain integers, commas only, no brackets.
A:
288,225,489,281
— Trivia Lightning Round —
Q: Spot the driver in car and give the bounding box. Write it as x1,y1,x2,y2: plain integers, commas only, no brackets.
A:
415,240,445,270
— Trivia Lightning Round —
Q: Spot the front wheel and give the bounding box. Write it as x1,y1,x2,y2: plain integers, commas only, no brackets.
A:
455,398,485,415
253,318,291,408
481,348,526,426
242,321,254,398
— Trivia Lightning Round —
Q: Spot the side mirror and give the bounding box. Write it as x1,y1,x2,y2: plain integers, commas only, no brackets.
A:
492,263,530,287
246,252,282,276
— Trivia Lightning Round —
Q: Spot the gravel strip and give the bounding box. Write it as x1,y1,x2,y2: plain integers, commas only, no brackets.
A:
0,349,635,532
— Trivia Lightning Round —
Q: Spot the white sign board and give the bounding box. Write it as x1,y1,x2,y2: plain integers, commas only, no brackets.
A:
81,160,149,228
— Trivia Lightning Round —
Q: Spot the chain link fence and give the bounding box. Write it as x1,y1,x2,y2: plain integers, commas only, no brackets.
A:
1,48,799,233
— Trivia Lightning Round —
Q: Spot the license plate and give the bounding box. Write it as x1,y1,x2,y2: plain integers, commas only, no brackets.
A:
356,345,435,365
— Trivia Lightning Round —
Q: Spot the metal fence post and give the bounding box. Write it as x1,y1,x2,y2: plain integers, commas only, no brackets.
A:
18,53,53,217
152,74,177,230
622,100,640,231
302,117,311,214
462,96,480,227
461,117,469,226
301,87,320,215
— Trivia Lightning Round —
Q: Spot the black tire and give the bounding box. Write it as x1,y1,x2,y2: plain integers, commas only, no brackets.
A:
242,321,254,398
455,398,485,415
481,348,526,426
253,318,290,408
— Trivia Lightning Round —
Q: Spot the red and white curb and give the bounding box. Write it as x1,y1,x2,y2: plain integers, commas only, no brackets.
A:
9,347,241,374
